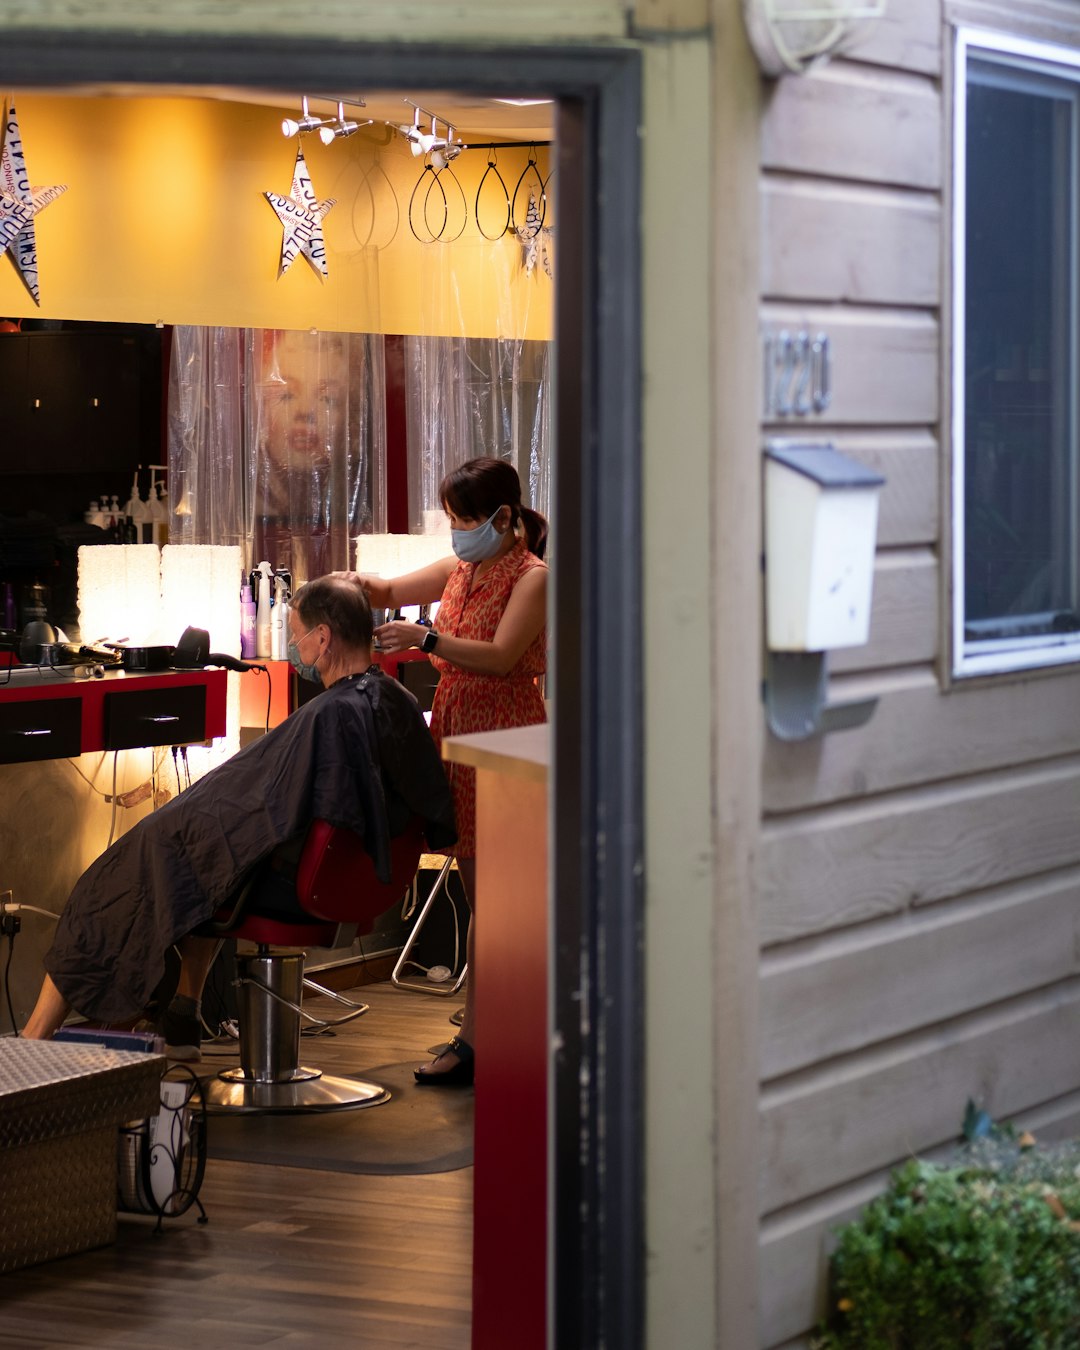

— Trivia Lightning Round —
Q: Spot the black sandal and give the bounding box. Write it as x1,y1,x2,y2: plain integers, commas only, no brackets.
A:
414,1034,475,1086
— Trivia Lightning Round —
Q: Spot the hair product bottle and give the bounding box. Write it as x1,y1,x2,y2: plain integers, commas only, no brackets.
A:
271,573,289,660
255,561,273,658
240,583,257,659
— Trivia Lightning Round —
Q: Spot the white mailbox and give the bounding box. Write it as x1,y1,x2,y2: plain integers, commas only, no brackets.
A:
764,442,885,651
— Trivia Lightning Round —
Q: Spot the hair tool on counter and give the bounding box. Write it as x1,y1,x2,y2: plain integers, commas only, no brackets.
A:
10,621,117,671
171,626,267,674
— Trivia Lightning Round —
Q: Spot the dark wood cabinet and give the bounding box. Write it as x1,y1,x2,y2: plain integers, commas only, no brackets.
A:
1,329,150,477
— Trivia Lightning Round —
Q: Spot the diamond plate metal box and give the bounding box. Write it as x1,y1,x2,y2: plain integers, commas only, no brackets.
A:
0,1038,164,1274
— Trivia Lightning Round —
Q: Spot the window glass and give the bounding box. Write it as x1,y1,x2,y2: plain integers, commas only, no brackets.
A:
957,40,1080,673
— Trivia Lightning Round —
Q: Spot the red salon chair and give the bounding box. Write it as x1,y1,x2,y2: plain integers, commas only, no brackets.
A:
199,817,423,1114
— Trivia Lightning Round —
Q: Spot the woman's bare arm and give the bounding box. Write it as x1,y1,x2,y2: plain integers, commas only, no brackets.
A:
333,558,456,609
375,566,547,676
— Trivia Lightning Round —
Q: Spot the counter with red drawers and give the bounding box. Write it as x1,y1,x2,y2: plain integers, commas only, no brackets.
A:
0,667,228,765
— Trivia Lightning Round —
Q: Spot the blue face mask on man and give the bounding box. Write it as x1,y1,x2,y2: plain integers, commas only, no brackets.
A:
451,508,509,564
287,627,322,684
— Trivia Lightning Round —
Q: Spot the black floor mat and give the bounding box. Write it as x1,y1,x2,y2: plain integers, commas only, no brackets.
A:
201,1059,473,1175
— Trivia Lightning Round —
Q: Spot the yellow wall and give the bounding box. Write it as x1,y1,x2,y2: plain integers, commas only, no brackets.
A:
0,92,553,340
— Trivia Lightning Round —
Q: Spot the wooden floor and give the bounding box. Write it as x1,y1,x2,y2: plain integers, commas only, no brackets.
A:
0,981,473,1349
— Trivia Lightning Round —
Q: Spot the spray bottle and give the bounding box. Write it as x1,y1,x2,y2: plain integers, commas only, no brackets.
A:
124,468,150,544
239,582,257,659
272,573,290,660
255,561,273,658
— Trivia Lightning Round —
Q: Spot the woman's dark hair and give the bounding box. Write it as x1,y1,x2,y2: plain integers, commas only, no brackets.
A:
439,456,548,559
291,575,373,648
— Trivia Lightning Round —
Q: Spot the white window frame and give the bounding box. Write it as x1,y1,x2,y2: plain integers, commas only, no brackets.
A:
953,27,1080,677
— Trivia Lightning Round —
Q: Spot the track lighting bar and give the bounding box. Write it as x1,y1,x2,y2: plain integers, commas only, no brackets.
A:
396,98,467,164
283,94,370,139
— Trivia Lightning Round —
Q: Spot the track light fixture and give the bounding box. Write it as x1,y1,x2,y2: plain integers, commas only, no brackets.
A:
282,96,330,139
397,104,425,155
318,102,374,144
283,94,369,140
430,136,465,171
396,102,466,167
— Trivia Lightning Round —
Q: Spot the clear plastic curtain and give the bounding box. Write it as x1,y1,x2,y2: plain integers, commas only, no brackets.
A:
404,336,551,529
167,327,247,549
167,327,387,583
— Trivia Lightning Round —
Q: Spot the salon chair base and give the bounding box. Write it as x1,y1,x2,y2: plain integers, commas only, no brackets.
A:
197,948,390,1116
199,1070,390,1115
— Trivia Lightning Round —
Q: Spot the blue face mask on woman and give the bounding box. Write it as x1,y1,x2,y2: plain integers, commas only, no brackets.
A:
287,627,322,684
451,508,509,564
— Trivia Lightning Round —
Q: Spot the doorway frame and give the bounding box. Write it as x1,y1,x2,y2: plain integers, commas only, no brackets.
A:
0,31,644,1350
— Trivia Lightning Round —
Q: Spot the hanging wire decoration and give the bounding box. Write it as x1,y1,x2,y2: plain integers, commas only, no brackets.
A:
408,161,468,243
475,147,512,240
358,151,401,248
511,148,547,236
342,157,376,248
383,103,553,245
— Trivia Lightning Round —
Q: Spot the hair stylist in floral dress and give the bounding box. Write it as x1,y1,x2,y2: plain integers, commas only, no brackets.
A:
346,456,548,1085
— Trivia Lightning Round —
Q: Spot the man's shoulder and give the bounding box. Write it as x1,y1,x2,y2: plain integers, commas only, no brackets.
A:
316,668,425,728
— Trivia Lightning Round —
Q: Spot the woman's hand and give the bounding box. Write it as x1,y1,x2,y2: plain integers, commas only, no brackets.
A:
329,571,391,606
374,619,427,653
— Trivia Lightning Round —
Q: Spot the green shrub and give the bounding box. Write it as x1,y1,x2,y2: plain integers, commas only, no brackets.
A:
814,1140,1080,1349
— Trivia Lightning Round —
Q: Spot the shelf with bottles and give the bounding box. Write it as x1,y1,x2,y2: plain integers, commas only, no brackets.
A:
84,465,169,545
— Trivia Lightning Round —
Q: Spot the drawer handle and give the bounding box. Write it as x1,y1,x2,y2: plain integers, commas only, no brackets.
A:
15,729,53,737
141,715,181,724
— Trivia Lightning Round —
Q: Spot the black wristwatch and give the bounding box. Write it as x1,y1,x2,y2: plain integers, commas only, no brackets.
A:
419,627,439,654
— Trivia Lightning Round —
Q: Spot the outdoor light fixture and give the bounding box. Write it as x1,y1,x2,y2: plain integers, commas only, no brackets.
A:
742,0,888,75
282,96,330,138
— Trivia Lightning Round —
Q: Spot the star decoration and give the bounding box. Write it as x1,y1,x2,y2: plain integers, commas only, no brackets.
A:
515,189,553,280
264,145,336,280
0,102,67,305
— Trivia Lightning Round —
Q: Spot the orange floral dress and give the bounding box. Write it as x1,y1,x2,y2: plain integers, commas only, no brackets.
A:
428,540,547,858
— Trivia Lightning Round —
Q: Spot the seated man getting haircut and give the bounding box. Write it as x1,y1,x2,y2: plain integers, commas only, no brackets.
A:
23,575,456,1057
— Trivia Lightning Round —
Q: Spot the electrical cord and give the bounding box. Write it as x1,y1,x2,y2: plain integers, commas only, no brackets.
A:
106,750,120,848
152,744,170,806
171,746,182,797
3,931,15,1036
4,904,59,922
64,752,112,797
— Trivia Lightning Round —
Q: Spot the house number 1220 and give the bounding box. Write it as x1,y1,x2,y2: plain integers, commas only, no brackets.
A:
763,330,831,417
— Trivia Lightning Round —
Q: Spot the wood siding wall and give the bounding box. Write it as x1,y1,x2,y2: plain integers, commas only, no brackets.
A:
757,3,1080,1345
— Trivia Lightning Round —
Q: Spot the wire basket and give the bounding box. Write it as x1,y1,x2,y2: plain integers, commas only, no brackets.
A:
117,1064,208,1231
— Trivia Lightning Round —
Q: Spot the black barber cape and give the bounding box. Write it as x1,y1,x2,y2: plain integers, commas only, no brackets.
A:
46,668,457,1022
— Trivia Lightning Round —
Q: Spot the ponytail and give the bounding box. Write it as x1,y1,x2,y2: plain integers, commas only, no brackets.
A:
519,505,548,559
